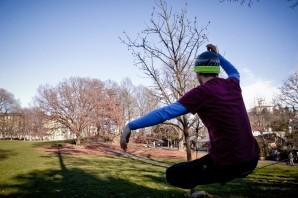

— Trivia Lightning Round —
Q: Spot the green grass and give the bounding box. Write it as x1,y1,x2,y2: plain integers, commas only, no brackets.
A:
0,141,297,198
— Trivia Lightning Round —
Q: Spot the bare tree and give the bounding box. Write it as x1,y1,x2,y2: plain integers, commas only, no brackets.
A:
120,78,138,122
249,98,270,132
0,112,23,140
248,98,271,158
36,78,125,144
135,86,159,117
120,0,208,160
131,85,160,143
221,0,298,8
220,0,258,7
278,71,298,148
279,71,298,108
104,80,126,135
0,88,20,113
36,77,99,145
91,83,123,142
22,107,48,141
0,88,21,139
152,124,179,148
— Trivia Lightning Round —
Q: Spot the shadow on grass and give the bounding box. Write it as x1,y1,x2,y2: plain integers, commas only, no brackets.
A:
142,161,298,198
197,169,298,198
0,149,17,161
1,141,297,198
32,140,76,148
0,148,183,198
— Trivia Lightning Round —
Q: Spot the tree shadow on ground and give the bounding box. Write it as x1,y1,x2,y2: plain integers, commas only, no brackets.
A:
143,168,298,198
197,170,298,198
2,143,297,198
0,149,183,198
0,149,16,161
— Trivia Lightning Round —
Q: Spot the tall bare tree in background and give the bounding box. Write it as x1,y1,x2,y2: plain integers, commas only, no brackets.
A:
132,85,160,142
36,77,99,145
0,88,20,114
91,83,123,142
120,78,138,123
22,107,48,140
36,77,125,144
0,88,21,139
121,0,208,160
279,71,298,109
249,98,271,157
278,71,298,147
135,86,159,117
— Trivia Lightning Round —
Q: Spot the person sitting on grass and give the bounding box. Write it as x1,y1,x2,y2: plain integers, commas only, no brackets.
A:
120,44,260,193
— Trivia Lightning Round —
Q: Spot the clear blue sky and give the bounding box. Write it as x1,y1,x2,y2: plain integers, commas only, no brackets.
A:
0,0,297,107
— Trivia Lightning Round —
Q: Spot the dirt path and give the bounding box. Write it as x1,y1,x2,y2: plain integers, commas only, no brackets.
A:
38,142,207,162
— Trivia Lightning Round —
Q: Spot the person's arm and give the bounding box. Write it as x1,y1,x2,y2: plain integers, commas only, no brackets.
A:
128,102,188,130
206,44,240,80
120,102,188,151
219,54,240,80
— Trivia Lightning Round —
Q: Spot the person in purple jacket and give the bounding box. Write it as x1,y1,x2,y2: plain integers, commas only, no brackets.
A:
120,44,260,190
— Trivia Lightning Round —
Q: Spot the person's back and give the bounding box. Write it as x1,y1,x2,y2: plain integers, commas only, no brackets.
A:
178,46,259,166
180,77,259,165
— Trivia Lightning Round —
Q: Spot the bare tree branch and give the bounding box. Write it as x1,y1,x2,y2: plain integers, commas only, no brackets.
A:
120,0,208,160
279,71,298,107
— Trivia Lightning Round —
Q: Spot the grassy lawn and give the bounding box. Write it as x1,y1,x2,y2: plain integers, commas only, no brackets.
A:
0,141,297,198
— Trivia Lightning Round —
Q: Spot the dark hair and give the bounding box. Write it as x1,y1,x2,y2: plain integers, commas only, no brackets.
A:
197,73,218,78
200,73,218,77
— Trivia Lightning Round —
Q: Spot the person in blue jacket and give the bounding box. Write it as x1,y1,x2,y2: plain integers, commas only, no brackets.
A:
120,44,259,190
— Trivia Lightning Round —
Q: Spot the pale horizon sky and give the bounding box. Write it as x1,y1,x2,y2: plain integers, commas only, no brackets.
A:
0,0,297,109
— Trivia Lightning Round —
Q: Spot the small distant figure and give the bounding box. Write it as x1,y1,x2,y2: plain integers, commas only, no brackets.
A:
276,150,280,161
288,152,294,166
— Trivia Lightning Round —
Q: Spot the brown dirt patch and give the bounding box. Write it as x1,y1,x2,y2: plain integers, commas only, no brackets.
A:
38,142,207,161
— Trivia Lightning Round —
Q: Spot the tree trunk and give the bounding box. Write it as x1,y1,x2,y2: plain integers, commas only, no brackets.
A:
178,130,184,151
96,124,101,136
76,133,81,145
184,126,192,161
260,131,268,158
